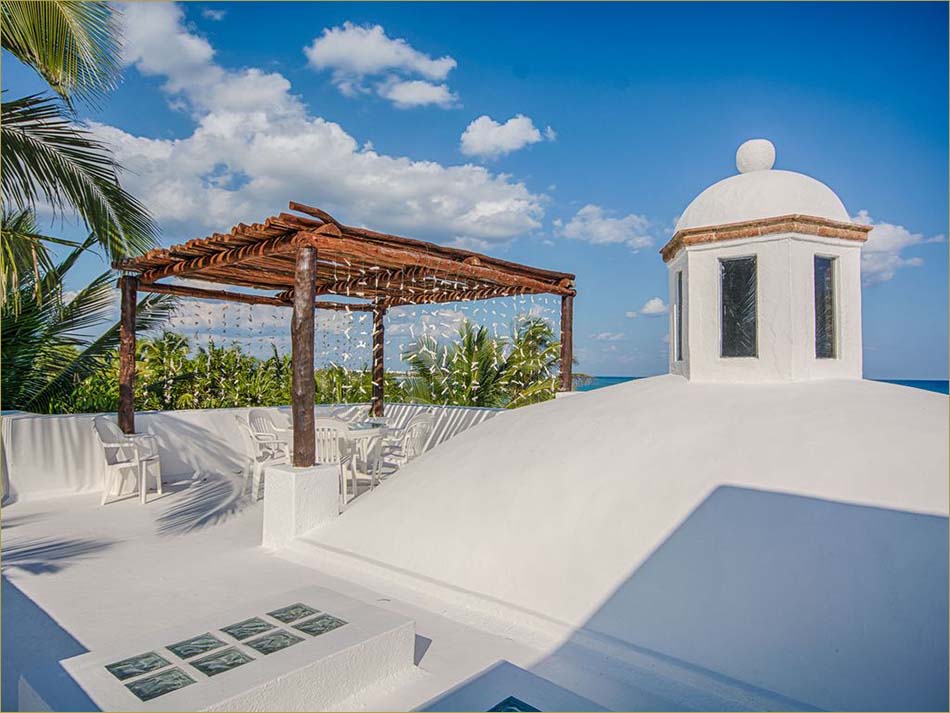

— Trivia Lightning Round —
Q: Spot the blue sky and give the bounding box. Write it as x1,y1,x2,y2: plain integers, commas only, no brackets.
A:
5,1,947,378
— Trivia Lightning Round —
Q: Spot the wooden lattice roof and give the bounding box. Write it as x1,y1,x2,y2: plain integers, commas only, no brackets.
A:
115,202,575,309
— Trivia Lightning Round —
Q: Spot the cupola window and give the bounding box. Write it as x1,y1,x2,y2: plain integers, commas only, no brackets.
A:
674,271,684,361
720,256,757,358
814,255,837,359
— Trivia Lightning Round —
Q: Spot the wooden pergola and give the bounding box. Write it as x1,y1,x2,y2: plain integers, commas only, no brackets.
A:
114,202,576,467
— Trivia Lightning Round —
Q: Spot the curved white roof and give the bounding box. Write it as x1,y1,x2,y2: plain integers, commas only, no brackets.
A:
309,376,948,710
674,140,851,232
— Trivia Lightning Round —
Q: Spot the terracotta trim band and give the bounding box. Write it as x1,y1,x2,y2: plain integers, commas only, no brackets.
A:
660,214,872,263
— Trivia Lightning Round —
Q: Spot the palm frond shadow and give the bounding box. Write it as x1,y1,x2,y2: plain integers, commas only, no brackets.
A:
1,536,115,574
154,473,254,536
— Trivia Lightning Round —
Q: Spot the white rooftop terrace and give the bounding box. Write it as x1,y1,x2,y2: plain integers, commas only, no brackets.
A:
2,468,796,713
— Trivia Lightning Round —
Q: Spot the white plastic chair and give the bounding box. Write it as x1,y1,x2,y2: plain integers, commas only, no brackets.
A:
92,416,161,505
385,413,435,467
234,415,288,500
248,408,292,458
313,418,357,508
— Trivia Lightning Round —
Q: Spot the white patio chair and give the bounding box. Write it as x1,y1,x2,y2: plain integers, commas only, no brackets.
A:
92,415,161,505
234,415,289,500
313,417,357,508
385,413,435,467
248,408,292,458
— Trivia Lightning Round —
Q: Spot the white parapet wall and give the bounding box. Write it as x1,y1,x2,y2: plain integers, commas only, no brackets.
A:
1,403,501,503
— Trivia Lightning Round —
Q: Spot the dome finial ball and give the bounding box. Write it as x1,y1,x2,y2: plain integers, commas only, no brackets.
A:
736,138,776,173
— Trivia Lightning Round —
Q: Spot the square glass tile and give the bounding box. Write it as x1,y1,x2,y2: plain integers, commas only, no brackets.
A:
245,629,304,655
105,651,171,681
488,696,540,712
166,632,226,659
191,648,254,677
220,617,276,641
293,614,347,637
125,667,196,702
267,602,319,623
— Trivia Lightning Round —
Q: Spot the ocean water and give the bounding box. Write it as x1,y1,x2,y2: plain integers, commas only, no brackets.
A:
576,376,949,395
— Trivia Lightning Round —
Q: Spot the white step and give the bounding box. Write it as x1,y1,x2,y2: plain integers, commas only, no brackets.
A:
20,586,415,711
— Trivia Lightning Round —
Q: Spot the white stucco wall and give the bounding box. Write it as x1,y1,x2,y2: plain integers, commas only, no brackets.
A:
672,233,863,383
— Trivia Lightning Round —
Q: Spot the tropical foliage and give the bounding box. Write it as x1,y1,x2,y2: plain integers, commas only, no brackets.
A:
402,317,561,408
1,1,156,309
1,234,176,413
44,315,562,414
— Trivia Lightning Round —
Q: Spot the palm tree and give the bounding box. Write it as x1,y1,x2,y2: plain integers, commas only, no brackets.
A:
1,234,175,413
402,317,560,408
1,1,156,308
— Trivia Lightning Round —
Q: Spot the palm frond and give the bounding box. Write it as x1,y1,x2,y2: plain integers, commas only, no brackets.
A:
1,233,176,411
1,94,157,260
0,208,79,311
25,292,177,412
1,0,122,106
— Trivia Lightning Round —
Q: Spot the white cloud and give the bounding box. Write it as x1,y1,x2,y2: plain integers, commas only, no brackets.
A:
379,79,457,109
636,297,668,317
460,114,555,159
852,210,944,286
304,22,457,108
100,3,544,247
591,331,625,342
201,7,226,21
554,204,653,251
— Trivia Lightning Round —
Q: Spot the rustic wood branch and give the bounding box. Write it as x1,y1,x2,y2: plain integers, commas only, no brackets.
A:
292,246,317,467
140,232,298,284
118,276,138,433
140,282,290,306
288,201,342,227
372,303,386,417
559,294,574,392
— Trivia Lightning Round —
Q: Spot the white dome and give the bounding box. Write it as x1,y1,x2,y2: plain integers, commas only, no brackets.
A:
674,141,850,232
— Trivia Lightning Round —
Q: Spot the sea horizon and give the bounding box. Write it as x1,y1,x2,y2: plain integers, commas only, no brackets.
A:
577,375,950,395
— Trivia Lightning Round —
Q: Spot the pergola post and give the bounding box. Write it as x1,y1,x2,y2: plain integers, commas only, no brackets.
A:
371,302,386,417
118,276,138,433
559,294,574,392
291,246,317,467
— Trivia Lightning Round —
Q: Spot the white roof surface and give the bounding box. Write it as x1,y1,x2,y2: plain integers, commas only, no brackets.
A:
674,140,851,231
306,375,949,710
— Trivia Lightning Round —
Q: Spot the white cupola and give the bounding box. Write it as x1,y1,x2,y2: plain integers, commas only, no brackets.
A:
661,139,872,383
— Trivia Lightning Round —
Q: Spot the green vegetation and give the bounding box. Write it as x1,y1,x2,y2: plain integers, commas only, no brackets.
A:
34,316,561,415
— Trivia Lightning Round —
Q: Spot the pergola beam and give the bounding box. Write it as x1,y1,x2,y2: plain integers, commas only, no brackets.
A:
139,281,373,311
140,282,290,306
